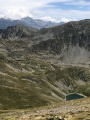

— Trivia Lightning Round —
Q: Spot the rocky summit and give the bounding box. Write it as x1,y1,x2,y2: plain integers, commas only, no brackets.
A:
0,19,90,119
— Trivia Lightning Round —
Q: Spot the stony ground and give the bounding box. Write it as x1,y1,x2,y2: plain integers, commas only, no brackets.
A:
0,98,90,120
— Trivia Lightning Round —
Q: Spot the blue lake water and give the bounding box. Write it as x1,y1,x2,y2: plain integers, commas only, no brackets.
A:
66,93,84,100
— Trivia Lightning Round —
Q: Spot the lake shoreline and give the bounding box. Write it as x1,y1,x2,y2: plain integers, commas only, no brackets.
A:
65,92,86,101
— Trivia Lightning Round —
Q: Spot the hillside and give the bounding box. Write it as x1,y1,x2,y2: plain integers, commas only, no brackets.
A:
0,19,90,110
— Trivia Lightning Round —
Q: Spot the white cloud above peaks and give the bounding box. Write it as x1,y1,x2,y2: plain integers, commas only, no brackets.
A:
38,16,60,23
60,18,71,23
0,0,90,21
0,8,33,20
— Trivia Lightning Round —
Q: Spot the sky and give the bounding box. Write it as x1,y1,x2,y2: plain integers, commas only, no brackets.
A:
0,0,90,22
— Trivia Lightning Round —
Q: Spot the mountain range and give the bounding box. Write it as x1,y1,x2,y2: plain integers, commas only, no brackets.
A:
0,17,65,29
0,19,90,110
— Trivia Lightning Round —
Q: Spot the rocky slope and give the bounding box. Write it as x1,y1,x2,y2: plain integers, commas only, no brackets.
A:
0,19,90,110
0,24,38,39
30,19,90,64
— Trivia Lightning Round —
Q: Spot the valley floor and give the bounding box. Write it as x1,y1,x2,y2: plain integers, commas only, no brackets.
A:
0,98,90,120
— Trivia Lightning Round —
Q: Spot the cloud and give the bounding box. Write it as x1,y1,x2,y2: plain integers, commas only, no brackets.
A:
38,16,60,23
0,8,33,20
60,18,71,22
31,7,90,20
39,17,71,23
69,0,90,6
0,0,90,21
0,0,72,10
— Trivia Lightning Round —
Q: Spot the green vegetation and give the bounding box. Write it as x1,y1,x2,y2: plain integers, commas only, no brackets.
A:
0,54,90,110
0,19,90,115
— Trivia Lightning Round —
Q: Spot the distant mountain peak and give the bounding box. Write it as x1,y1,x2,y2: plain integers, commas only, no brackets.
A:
0,17,65,29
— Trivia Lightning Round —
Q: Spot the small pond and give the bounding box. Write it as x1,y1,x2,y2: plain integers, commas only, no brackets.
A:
66,93,84,100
